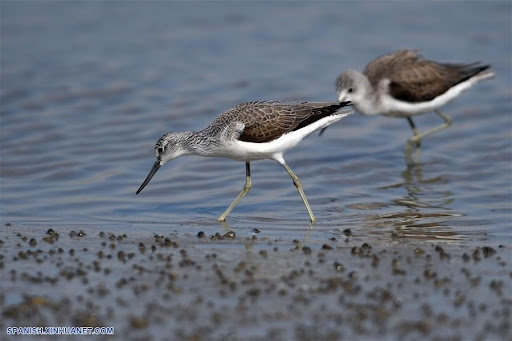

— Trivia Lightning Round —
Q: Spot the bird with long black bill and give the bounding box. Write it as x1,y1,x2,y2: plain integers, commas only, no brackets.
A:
137,101,353,223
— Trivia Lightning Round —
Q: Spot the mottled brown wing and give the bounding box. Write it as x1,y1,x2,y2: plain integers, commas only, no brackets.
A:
365,50,489,102
364,50,420,88
389,61,489,102
224,101,348,143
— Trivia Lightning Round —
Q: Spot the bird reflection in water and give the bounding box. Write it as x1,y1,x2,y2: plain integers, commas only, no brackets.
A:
364,163,463,242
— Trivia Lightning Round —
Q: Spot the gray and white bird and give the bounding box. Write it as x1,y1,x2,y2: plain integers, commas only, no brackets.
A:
335,49,495,163
137,101,353,223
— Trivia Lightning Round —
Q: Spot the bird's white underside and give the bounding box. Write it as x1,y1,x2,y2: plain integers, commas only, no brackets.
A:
339,71,495,118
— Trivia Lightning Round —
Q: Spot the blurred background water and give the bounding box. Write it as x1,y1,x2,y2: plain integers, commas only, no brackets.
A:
1,1,511,244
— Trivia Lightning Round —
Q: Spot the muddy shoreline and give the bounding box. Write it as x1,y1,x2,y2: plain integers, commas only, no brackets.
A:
1,223,510,340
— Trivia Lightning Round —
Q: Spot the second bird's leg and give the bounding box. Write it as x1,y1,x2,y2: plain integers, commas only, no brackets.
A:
407,109,452,165
217,162,252,222
405,117,421,166
409,110,453,144
281,162,316,223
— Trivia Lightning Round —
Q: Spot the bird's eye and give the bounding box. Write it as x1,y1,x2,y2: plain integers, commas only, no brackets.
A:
347,87,353,93
157,147,164,154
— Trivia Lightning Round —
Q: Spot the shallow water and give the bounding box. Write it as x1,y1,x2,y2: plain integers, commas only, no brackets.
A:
1,2,510,244
1,2,511,339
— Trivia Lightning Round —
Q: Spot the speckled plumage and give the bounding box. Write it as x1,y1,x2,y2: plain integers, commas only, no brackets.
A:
202,101,351,143
361,49,490,103
137,101,353,222
335,49,494,165
336,49,494,116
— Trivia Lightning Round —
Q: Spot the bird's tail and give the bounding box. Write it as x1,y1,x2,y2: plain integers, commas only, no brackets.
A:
318,101,352,136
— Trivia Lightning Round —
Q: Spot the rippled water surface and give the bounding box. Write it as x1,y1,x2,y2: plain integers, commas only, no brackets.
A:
1,2,511,243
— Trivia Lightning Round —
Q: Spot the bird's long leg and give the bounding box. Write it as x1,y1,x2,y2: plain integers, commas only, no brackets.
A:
405,117,421,166
280,161,316,223
406,117,421,137
409,110,452,145
405,110,452,166
217,162,252,222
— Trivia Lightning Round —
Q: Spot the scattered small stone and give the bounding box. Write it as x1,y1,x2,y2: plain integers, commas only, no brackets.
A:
453,291,465,307
472,249,481,262
197,231,205,238
414,248,425,255
130,316,148,329
234,261,246,272
43,229,59,243
211,232,223,240
334,262,344,272
462,253,470,262
393,268,406,276
489,279,503,294
351,246,362,255
342,228,352,237
223,231,236,239
371,254,380,267
482,246,496,258
424,269,436,279
43,235,54,244
302,246,312,255
435,244,450,260
117,251,126,262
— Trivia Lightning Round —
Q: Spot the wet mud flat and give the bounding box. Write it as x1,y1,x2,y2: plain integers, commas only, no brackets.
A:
0,224,510,341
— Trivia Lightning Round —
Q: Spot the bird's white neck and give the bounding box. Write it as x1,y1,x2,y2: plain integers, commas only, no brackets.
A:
354,77,383,116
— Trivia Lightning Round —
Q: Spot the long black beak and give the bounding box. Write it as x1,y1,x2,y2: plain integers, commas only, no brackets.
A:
136,161,161,194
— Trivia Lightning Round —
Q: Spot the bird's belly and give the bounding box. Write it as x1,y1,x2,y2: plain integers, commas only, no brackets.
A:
381,109,429,118
379,97,447,117
215,138,299,162
378,79,477,117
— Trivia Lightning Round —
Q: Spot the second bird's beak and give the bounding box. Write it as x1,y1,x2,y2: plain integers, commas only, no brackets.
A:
136,161,161,194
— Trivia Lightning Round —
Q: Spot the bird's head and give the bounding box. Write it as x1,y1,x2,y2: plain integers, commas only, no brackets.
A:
335,69,369,105
136,132,190,194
